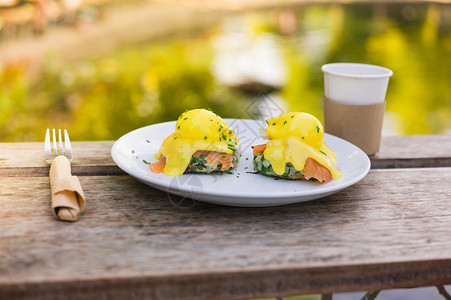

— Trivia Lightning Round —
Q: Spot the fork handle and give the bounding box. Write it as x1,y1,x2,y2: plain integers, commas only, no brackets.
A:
49,156,86,221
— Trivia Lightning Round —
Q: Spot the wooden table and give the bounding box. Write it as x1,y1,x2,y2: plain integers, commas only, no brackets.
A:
1,135,451,299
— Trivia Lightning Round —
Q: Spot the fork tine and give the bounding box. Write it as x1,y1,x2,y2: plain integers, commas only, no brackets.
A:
45,128,73,162
58,129,63,156
64,129,72,160
52,129,57,155
45,128,51,157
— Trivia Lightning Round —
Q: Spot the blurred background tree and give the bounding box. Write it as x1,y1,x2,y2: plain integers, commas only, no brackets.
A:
0,1,450,141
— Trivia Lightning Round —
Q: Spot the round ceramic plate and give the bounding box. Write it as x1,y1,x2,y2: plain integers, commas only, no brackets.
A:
111,119,370,207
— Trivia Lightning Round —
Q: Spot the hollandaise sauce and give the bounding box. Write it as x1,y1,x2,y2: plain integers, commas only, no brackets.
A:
252,112,342,183
150,109,239,176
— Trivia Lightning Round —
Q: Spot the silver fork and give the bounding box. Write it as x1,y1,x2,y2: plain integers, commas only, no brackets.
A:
45,128,72,163
44,128,85,221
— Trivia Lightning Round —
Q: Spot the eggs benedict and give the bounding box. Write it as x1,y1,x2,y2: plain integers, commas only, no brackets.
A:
252,112,342,183
150,109,239,176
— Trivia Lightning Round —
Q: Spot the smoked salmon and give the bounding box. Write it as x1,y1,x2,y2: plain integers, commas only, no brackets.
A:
150,151,237,174
149,155,166,174
192,151,235,171
252,143,333,183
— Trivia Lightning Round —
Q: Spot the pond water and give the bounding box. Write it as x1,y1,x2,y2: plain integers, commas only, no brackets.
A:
1,2,450,142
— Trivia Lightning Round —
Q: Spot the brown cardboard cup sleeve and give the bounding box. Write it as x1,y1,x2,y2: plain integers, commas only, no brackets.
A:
49,156,86,222
324,96,385,155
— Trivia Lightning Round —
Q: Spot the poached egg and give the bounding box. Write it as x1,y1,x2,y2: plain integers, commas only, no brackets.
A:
263,112,342,180
155,109,239,176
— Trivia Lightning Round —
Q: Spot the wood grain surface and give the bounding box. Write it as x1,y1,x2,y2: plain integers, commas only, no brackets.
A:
1,168,451,299
1,135,451,177
371,135,451,169
0,141,123,177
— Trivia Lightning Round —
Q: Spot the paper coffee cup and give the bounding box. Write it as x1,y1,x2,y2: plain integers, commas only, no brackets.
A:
321,63,393,155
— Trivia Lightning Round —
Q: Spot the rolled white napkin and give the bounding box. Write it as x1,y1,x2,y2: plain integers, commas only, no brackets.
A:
49,156,86,221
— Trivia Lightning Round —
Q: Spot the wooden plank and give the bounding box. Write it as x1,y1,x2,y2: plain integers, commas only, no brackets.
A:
0,141,125,177
1,135,451,176
371,135,451,169
1,168,451,299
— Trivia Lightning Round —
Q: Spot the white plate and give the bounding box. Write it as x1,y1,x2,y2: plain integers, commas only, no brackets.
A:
111,119,370,207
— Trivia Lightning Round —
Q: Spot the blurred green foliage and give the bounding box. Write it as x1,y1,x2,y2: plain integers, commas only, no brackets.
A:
0,3,450,142
0,38,250,141
279,3,451,134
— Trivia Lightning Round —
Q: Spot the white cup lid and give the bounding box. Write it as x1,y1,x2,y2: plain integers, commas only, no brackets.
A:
321,63,393,79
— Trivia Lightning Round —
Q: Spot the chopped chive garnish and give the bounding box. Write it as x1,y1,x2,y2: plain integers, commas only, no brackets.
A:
291,115,294,118
316,126,320,133
227,145,236,152
204,136,207,140
272,122,276,125
132,150,135,153
183,117,188,120
320,150,327,156
146,140,150,143
283,120,287,125
143,159,150,165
